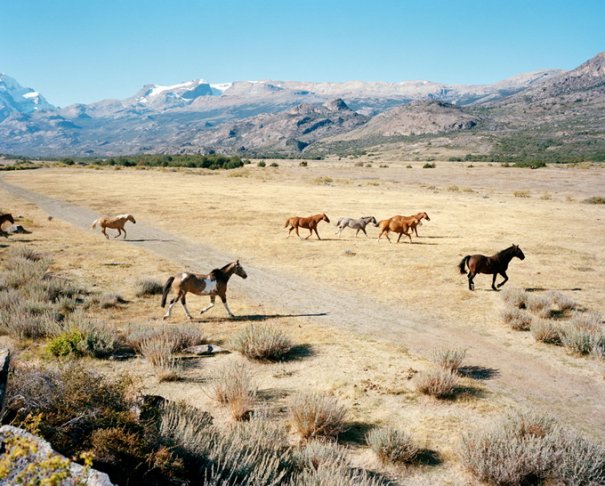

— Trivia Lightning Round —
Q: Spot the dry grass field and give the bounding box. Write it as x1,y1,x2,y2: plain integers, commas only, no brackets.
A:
1,160,604,484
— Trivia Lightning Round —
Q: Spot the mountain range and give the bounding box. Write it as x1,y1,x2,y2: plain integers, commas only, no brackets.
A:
1,52,604,162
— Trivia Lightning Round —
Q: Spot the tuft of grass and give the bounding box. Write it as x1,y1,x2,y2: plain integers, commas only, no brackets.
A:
134,278,164,297
461,411,605,485
127,324,204,354
415,369,458,398
367,426,418,465
231,324,293,361
513,190,531,198
211,361,257,421
530,319,562,345
526,294,553,318
293,440,348,471
99,293,127,309
501,287,528,309
312,176,333,185
289,392,348,440
548,291,575,312
582,196,605,204
431,347,466,374
559,312,604,356
501,308,533,331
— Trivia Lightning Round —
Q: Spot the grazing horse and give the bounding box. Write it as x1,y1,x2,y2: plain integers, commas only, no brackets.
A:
375,216,421,243
458,244,525,291
335,216,377,238
91,214,136,239
161,260,248,320
285,213,330,240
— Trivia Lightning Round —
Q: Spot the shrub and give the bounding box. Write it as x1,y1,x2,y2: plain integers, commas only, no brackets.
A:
415,369,458,398
501,308,533,331
501,287,528,309
47,330,85,357
526,294,553,317
293,440,348,471
367,426,418,465
99,293,126,309
461,411,605,485
422,162,436,168
299,161,308,167
530,319,562,345
548,291,575,312
127,324,204,354
513,190,531,198
134,278,164,297
211,361,257,420
270,162,279,168
232,324,293,361
582,196,605,204
289,392,348,440
312,176,333,185
138,333,182,380
431,347,466,374
560,314,604,355
257,161,266,167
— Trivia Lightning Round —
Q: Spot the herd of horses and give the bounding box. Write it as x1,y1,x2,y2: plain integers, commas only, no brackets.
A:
0,209,525,320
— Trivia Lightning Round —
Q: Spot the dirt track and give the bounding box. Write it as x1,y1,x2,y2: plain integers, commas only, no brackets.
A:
1,174,604,437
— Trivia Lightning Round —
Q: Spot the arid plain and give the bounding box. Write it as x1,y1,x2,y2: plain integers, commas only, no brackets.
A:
1,160,604,484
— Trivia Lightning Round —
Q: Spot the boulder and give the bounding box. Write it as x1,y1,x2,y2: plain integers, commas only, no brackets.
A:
0,425,114,485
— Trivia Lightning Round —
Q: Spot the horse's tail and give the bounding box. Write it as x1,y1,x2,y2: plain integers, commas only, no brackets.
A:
91,218,99,229
284,218,291,228
458,255,470,274
160,276,175,308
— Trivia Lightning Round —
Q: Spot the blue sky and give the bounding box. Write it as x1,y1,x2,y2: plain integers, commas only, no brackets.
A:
1,0,604,107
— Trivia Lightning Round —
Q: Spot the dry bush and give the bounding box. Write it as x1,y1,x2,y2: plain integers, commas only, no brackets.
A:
560,312,604,356
530,319,562,345
290,466,387,486
127,323,204,353
135,278,164,297
460,411,605,485
500,287,528,309
99,292,127,309
431,347,466,373
526,294,553,318
547,291,576,312
232,324,293,361
292,440,348,471
513,190,530,198
211,361,257,421
288,392,348,440
501,308,533,331
367,426,418,465
416,369,458,398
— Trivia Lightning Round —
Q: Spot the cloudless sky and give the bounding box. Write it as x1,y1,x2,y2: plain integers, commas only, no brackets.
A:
1,0,604,107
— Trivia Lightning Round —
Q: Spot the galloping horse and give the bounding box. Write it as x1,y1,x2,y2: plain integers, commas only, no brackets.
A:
335,216,377,238
91,214,136,239
375,216,421,243
458,245,525,291
408,212,431,237
285,213,330,240
161,260,248,320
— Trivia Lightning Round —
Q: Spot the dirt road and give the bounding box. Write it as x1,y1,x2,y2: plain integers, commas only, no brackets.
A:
1,175,603,437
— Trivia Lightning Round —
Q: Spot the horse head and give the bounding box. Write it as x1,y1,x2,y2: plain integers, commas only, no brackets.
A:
127,215,136,224
369,216,377,225
234,260,248,279
421,212,430,221
2,213,14,224
322,213,330,223
512,244,525,260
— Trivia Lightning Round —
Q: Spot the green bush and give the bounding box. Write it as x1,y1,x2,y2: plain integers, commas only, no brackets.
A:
47,330,85,357
257,161,266,167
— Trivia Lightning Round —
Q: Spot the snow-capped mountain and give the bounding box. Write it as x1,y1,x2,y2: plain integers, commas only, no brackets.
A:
0,74,55,121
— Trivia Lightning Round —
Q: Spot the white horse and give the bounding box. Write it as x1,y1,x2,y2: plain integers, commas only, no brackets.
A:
335,216,377,238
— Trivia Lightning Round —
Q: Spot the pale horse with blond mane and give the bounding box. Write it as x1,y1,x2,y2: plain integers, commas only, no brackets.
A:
91,214,136,239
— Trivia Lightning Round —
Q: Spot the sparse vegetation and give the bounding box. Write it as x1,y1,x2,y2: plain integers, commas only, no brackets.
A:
501,308,533,331
513,190,531,198
312,176,333,185
367,426,418,465
431,347,466,374
134,278,164,297
501,287,528,309
211,361,257,420
232,323,293,361
422,162,436,168
415,369,458,398
99,153,245,170
288,392,348,440
531,319,562,345
582,196,605,204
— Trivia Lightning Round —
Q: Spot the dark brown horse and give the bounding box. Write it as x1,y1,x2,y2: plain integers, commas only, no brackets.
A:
458,245,525,291
285,213,330,240
161,260,247,320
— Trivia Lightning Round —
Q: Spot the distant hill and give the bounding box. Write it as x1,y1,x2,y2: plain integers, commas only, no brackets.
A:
0,53,603,161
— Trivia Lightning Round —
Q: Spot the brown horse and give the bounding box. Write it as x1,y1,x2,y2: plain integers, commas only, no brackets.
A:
285,213,330,240
375,216,421,243
408,212,431,237
161,260,248,320
91,214,136,239
458,244,525,291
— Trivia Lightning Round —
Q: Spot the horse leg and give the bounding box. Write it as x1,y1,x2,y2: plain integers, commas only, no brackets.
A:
295,226,302,239
468,272,475,291
102,227,109,239
497,271,509,289
314,227,321,240
405,231,412,244
122,227,127,240
114,228,121,238
180,294,193,320
305,228,313,240
220,295,234,318
200,295,216,314
396,232,403,243
163,293,180,319
361,227,369,238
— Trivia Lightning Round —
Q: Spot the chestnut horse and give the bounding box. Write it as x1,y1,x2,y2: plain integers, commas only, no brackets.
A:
375,216,421,243
285,213,330,240
161,260,248,320
458,244,525,291
91,214,136,239
408,212,431,237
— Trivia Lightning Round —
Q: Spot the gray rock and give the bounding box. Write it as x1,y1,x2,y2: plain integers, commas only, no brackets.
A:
0,425,115,485
182,344,227,355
